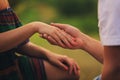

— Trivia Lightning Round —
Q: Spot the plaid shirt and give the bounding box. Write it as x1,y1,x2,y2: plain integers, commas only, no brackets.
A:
0,8,46,80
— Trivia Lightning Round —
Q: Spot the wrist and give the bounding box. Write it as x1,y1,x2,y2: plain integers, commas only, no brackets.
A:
29,22,40,33
45,51,53,60
39,47,53,60
30,21,48,34
79,33,96,52
77,33,89,50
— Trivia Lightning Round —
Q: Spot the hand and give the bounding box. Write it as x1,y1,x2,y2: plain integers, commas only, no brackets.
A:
33,22,75,48
47,53,80,75
42,23,84,49
51,23,81,38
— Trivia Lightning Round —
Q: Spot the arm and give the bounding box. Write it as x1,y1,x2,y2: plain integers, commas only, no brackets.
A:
0,22,73,52
42,23,104,63
16,42,51,59
80,33,103,63
102,46,120,80
43,24,120,79
0,22,36,52
16,42,80,75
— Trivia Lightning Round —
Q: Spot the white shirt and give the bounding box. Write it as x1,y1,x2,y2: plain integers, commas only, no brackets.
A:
98,0,120,46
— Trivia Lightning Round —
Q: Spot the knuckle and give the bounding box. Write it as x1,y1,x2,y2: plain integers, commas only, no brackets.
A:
63,55,68,58
51,31,55,34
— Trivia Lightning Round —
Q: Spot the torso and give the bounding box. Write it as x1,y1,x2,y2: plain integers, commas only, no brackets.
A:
0,0,10,10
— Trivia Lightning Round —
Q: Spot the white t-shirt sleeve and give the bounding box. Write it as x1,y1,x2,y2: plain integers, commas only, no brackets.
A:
98,0,120,46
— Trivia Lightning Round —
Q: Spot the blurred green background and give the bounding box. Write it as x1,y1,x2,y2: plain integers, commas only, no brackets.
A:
9,0,102,80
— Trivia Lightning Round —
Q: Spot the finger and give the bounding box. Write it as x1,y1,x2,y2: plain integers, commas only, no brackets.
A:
42,33,65,47
70,39,78,46
63,58,75,75
60,31,75,48
74,63,80,75
60,56,73,73
55,30,73,48
51,23,67,30
41,34,48,38
55,28,77,48
47,36,58,45
54,29,70,48
51,33,66,48
76,63,80,70
69,64,74,75
41,34,58,45
62,31,79,49
73,65,78,75
58,61,68,71
59,29,78,48
41,34,56,44
63,59,74,75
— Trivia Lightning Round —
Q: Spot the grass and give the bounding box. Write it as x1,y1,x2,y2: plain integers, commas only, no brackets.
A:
30,34,102,80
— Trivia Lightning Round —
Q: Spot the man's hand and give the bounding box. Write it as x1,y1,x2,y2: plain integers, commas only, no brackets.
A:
51,23,80,38
41,23,84,49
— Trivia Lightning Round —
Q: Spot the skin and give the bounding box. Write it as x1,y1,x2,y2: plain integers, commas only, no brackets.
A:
0,22,74,52
43,23,120,80
43,23,104,63
0,0,10,10
0,0,80,80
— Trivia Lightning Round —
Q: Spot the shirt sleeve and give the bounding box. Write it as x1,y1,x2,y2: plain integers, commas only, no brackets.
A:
99,0,120,46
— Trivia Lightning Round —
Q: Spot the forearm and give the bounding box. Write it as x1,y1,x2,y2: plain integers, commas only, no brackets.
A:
80,33,104,63
0,22,37,52
16,42,51,60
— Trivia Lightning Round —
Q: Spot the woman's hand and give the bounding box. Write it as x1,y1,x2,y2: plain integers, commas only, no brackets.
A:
33,22,75,48
47,53,80,75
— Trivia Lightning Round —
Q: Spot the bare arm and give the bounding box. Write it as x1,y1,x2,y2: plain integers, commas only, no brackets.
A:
45,24,120,79
0,22,36,52
16,42,80,75
102,46,120,80
0,22,73,52
42,23,104,63
78,32,104,63
16,42,51,59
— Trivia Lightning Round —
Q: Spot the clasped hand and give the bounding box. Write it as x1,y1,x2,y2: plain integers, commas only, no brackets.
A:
40,23,83,49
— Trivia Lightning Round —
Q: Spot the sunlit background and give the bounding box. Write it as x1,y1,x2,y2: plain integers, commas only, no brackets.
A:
9,0,102,80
